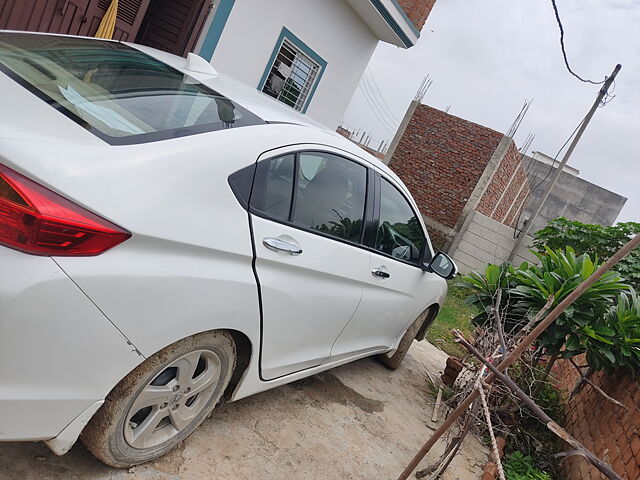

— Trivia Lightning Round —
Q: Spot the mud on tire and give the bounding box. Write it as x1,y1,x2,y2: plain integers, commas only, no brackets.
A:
80,331,236,468
377,308,435,370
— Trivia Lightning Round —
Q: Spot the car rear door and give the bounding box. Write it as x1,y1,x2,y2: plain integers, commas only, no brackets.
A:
331,172,442,358
237,145,373,380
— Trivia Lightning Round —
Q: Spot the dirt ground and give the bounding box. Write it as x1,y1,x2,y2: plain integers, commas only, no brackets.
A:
0,341,488,480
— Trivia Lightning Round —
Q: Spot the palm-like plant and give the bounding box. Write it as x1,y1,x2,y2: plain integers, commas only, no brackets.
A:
455,262,526,333
456,247,637,375
580,289,640,373
510,247,628,358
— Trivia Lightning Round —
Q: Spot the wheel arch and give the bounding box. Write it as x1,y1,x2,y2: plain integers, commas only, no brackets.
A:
221,328,253,403
415,304,440,341
47,327,254,457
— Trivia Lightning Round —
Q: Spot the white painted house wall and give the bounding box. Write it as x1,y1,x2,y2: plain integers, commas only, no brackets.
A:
209,0,378,128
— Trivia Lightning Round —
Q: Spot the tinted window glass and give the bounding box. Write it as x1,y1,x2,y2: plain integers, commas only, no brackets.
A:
375,178,425,264
292,153,366,243
250,154,295,222
0,32,262,145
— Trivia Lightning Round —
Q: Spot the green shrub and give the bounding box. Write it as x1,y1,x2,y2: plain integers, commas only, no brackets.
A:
533,217,640,289
455,262,524,333
457,247,635,374
503,451,553,480
511,247,628,359
591,288,640,374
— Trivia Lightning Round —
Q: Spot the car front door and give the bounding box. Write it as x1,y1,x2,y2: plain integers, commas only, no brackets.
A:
244,147,372,380
331,173,442,358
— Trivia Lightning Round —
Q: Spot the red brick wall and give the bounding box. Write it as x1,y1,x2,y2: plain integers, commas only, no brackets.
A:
397,0,437,30
554,358,640,480
389,104,503,235
477,141,530,226
427,228,449,252
504,175,530,228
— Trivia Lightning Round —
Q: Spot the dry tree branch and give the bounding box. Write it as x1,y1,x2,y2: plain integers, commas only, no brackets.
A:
415,401,480,479
510,295,555,348
492,288,508,355
569,358,628,411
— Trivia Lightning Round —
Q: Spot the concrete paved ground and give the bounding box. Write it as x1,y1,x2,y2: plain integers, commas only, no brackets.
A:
0,341,488,480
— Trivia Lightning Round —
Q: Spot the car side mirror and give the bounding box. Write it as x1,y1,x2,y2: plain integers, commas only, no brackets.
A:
424,251,457,279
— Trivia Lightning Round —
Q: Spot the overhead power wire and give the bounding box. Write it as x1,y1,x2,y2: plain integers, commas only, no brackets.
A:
532,113,586,192
359,75,399,130
512,110,589,237
550,0,605,85
357,84,397,134
358,86,396,134
357,79,399,134
364,68,401,124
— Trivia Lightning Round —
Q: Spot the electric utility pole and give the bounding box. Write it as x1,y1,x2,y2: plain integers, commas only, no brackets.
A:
508,64,621,261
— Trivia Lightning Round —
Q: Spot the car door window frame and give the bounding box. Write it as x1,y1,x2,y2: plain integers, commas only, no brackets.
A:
367,171,432,268
229,147,434,264
234,149,376,250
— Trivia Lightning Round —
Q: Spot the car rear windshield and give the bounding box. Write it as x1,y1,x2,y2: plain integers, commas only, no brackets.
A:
0,32,263,145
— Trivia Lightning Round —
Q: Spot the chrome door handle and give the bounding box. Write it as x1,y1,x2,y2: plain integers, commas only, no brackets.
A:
371,268,390,279
263,237,302,255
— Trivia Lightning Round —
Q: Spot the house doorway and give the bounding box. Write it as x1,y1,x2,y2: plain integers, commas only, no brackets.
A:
0,0,151,41
0,0,212,57
135,0,212,57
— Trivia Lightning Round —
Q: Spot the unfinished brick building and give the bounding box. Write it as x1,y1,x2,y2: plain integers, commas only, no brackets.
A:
385,104,534,271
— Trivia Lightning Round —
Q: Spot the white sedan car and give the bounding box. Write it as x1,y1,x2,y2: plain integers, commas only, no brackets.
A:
0,31,455,467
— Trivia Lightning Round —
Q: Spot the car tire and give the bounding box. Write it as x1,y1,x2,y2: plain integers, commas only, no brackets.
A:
377,308,433,370
81,331,236,468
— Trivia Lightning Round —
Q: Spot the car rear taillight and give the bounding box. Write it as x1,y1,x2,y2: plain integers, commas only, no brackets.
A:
0,164,130,256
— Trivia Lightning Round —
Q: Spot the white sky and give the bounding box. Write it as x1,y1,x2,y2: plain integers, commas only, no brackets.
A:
342,0,640,222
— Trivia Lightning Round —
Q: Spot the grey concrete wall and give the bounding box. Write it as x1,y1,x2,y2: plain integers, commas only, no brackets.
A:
450,211,538,274
521,156,627,234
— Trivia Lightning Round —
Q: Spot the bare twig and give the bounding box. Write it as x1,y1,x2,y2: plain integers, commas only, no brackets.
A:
569,359,628,411
532,350,559,398
431,388,443,423
510,295,555,347
570,366,594,397
492,289,508,355
416,401,480,479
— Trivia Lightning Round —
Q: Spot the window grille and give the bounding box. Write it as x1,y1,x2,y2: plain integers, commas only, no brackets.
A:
261,39,320,112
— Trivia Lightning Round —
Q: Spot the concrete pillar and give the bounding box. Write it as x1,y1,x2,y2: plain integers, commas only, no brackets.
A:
382,100,420,166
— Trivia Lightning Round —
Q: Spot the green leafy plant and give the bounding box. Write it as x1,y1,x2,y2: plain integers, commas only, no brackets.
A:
533,217,640,289
511,247,628,358
455,262,525,333
457,247,637,375
503,451,553,480
584,288,640,373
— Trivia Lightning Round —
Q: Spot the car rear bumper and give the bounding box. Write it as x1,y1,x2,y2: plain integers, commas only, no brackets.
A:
0,246,143,442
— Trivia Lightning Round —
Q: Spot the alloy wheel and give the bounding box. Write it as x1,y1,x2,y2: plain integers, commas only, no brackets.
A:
124,349,221,449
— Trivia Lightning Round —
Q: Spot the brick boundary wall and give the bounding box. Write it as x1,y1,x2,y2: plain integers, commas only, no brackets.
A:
553,358,640,479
